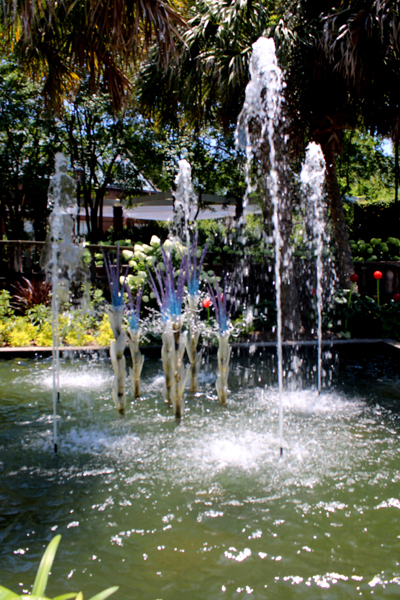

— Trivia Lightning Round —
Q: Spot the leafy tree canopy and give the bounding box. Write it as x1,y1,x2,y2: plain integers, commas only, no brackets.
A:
337,130,395,202
1,0,187,111
0,60,61,239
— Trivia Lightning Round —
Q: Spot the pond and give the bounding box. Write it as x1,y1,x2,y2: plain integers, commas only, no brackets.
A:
1,344,400,600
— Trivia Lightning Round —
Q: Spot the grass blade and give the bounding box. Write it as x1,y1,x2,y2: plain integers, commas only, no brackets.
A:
86,586,119,600
32,535,61,597
0,585,20,600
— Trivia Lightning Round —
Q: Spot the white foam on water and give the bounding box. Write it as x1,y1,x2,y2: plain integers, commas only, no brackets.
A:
146,374,165,391
32,367,113,392
257,387,366,418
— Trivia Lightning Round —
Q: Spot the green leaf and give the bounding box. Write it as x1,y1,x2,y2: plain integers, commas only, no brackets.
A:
52,594,79,600
86,586,119,600
20,595,51,600
0,585,20,600
32,536,62,597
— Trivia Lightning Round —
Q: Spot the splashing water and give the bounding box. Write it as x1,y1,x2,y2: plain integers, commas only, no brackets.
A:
173,159,198,245
41,153,88,451
300,143,326,392
236,37,285,454
1,349,400,600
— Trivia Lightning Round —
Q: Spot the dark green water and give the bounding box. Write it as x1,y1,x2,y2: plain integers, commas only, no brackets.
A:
0,346,400,599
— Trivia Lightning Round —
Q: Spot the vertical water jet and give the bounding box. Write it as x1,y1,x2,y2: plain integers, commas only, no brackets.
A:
236,37,287,454
300,143,326,393
41,152,88,450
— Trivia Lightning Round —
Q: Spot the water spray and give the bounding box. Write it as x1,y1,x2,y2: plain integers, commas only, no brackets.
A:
236,37,285,456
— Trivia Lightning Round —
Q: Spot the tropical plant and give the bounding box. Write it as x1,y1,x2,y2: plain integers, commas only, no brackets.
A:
139,0,275,129
11,277,51,313
1,0,187,112
0,535,118,600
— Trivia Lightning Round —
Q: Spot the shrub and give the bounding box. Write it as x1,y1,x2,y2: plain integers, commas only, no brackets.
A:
8,317,39,347
94,314,114,346
0,289,12,319
36,322,53,347
350,237,400,262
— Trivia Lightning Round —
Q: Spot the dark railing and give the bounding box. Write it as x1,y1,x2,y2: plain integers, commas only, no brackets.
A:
0,240,138,291
0,240,399,302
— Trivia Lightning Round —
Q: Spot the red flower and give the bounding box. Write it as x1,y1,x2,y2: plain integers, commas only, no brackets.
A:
311,288,317,296
350,273,359,283
202,298,212,309
393,293,400,303
373,271,383,280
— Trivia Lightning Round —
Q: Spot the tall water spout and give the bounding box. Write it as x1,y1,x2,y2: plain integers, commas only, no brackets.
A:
173,159,198,246
300,143,326,393
236,38,287,455
41,152,87,451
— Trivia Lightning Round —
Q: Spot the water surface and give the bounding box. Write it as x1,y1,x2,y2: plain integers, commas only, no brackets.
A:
1,346,400,599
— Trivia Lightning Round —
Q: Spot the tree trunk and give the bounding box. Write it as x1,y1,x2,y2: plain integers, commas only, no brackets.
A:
323,140,354,289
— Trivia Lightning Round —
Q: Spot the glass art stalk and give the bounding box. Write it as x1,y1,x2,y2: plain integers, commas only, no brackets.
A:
185,233,208,393
208,279,234,406
126,286,144,398
148,246,189,418
103,244,128,414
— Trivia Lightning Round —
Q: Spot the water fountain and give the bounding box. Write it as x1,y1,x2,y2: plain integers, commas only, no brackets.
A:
300,143,327,393
40,152,88,451
1,345,400,599
236,37,287,454
1,38,400,600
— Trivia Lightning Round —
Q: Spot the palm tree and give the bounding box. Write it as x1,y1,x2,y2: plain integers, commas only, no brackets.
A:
1,0,187,111
285,0,400,287
322,0,400,203
139,0,303,337
138,0,274,127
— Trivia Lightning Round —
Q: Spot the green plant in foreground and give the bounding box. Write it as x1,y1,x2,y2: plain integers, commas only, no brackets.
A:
0,535,118,600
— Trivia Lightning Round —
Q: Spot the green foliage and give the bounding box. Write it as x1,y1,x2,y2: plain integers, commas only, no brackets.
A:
326,291,400,341
94,315,114,346
27,304,52,327
0,290,13,319
0,535,118,600
350,237,400,262
0,61,60,240
337,130,394,201
0,287,109,347
197,215,274,264
36,322,53,347
139,0,276,129
8,318,39,347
